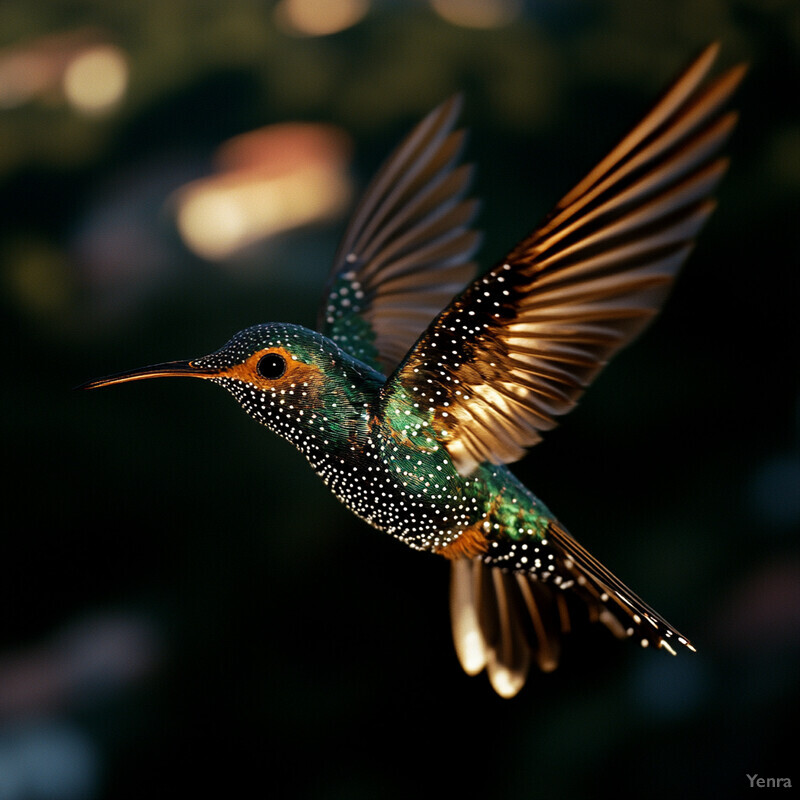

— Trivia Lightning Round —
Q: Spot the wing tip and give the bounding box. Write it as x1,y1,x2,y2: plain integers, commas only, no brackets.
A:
698,40,721,67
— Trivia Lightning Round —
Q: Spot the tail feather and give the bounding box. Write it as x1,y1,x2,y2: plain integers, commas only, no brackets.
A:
546,521,695,654
449,521,695,697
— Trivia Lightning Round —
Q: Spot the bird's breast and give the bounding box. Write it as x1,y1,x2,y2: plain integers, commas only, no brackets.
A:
302,428,485,552
303,418,554,561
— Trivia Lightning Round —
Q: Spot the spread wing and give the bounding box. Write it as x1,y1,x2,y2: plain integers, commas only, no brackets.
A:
318,96,481,375
382,43,745,476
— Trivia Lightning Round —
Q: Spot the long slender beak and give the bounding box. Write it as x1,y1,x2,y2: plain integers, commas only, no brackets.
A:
77,360,219,390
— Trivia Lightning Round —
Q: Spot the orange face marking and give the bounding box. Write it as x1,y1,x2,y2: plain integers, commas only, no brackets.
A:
215,346,324,390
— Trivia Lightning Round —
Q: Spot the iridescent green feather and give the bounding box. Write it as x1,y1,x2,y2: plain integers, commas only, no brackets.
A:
324,273,382,373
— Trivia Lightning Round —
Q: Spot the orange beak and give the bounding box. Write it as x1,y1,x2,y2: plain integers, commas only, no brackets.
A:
77,360,220,390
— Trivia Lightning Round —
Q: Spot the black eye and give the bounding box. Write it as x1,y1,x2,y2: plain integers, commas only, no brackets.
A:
257,353,286,380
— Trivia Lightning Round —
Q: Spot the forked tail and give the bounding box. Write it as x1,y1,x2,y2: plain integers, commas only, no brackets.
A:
449,522,695,697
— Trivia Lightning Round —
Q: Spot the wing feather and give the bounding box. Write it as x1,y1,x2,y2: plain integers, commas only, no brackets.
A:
382,45,744,474
318,96,479,374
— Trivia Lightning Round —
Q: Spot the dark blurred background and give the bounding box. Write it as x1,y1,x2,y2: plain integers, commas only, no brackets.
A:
1,1,798,798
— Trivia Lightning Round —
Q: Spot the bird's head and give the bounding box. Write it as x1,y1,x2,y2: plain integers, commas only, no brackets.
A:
81,323,384,449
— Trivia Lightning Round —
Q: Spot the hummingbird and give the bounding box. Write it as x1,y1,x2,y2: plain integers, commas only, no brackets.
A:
82,44,744,697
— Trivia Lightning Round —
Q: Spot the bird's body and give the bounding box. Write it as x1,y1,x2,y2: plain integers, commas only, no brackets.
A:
190,320,555,558
83,44,744,696
268,341,505,558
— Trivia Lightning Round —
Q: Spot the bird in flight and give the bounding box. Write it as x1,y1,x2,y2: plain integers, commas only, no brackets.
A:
82,44,744,697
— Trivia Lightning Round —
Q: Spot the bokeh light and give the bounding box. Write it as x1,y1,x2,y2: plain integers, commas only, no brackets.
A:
62,45,128,115
275,0,370,37
0,30,125,113
173,123,352,260
430,0,522,29
0,49,54,109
